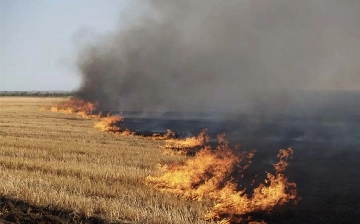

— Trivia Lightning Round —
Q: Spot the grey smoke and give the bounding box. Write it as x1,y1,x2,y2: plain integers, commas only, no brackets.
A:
75,0,360,113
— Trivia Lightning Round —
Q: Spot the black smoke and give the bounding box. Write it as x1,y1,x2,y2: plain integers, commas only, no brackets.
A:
75,0,360,113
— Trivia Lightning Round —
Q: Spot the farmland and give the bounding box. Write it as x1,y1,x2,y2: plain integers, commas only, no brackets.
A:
0,97,214,223
1,97,360,224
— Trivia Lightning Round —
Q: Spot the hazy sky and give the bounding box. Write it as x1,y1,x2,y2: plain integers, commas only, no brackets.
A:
0,0,133,91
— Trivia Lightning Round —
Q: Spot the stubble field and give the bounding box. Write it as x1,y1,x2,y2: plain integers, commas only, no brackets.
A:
0,97,215,224
2,97,359,224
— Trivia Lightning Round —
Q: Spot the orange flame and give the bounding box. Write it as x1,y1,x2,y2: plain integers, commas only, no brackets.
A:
44,98,99,118
163,128,210,155
151,129,176,140
249,221,267,224
146,135,297,223
44,98,298,223
93,113,137,136
147,148,241,199
94,114,124,132
44,98,142,136
206,149,297,221
116,128,135,136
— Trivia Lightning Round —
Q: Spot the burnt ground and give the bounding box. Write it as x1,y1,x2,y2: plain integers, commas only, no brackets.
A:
117,112,360,224
2,111,360,223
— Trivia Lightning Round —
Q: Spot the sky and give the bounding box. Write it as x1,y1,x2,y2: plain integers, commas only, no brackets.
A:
1,0,359,92
0,0,133,91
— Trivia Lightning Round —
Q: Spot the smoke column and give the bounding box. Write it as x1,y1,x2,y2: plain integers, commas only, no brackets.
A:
75,0,360,113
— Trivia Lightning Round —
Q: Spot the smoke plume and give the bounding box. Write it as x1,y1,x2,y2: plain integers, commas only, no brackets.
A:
75,0,360,113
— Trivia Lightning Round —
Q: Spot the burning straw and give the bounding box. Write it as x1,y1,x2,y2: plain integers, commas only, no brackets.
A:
94,114,124,132
43,98,135,135
44,98,298,223
93,114,137,136
42,98,99,118
151,129,176,140
146,135,297,223
163,128,210,155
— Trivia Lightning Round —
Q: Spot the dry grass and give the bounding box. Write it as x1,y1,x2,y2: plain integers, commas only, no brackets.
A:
0,97,215,223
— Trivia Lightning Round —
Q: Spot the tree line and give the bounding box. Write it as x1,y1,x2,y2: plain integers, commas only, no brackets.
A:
0,91,74,97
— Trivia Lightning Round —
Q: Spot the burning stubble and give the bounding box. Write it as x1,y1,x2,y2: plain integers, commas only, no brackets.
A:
43,99,299,223
146,137,297,223
75,0,360,113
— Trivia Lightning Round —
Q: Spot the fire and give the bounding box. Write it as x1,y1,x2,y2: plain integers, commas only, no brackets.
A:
205,149,297,221
93,113,136,136
163,128,210,155
116,128,135,136
273,148,294,173
151,129,176,140
94,114,124,132
44,98,298,223
44,98,98,118
147,148,240,199
146,135,297,223
44,98,132,135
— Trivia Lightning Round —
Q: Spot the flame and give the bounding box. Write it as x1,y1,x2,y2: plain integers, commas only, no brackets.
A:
44,98,298,223
93,114,136,136
151,129,176,140
163,129,210,155
44,98,144,136
94,114,124,132
116,128,135,136
44,98,99,118
273,148,293,173
249,221,267,224
146,135,297,223
206,149,297,221
44,98,132,135
147,148,240,199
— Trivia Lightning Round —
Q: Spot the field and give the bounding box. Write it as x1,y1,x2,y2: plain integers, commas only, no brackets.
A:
1,97,360,224
0,97,215,224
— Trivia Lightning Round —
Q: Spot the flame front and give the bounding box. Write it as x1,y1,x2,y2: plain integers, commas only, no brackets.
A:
164,128,210,155
43,98,298,223
146,135,297,223
44,99,131,134
151,129,176,140
147,148,240,199
94,114,124,132
206,148,297,222
44,98,99,118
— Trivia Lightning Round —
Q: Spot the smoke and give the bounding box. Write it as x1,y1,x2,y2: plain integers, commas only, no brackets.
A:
75,0,360,112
